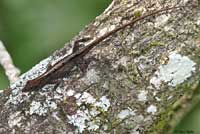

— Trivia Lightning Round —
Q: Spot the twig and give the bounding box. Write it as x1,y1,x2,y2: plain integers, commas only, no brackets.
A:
0,40,20,83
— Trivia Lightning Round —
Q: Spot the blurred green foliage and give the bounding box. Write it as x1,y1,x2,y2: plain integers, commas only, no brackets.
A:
0,0,111,89
174,102,200,134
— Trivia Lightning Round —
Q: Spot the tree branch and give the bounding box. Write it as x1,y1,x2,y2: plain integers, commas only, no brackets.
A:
0,0,199,134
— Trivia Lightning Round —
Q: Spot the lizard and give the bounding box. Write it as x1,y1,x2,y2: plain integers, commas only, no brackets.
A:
22,5,186,92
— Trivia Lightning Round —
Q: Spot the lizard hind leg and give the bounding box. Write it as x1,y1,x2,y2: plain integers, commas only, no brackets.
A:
72,36,92,52
48,78,65,91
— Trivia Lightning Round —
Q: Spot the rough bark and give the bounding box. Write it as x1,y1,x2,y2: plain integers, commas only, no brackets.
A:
0,0,200,134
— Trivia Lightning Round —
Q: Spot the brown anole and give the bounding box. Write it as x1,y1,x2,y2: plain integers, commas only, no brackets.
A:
22,6,185,92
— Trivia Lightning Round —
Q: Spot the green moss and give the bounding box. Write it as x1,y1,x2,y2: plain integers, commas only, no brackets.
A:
154,120,167,133
121,0,129,5
125,123,136,129
148,106,174,134
141,41,164,54
148,77,200,134
125,63,140,84
149,41,165,47
134,10,142,18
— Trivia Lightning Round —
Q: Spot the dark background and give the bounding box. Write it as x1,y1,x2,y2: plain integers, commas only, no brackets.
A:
0,0,199,133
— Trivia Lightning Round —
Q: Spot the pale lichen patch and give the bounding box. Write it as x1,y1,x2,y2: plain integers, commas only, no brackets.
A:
20,86,66,116
134,115,144,123
6,92,30,105
29,99,57,116
155,96,161,101
116,56,130,67
155,14,170,28
8,111,23,128
124,32,135,47
196,18,200,26
76,92,96,106
94,96,110,111
147,105,157,114
137,90,148,102
67,91,111,133
29,101,48,116
67,110,90,133
112,56,130,69
52,112,61,121
118,108,136,120
82,69,100,84
87,120,101,131
66,89,75,97
150,51,196,88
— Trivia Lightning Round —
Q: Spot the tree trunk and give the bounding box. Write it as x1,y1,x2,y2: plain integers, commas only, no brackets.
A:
0,0,200,133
